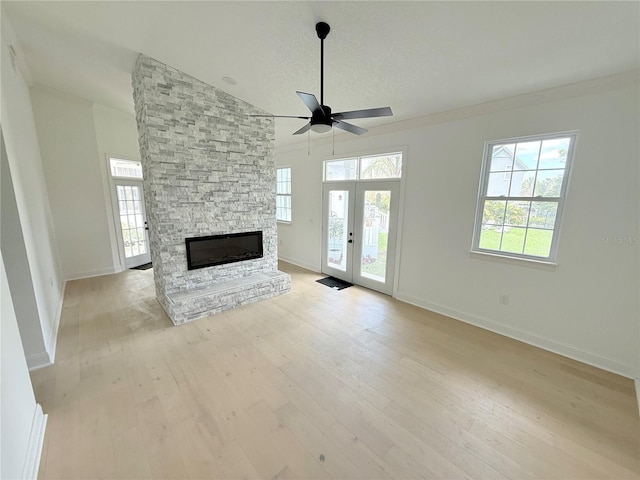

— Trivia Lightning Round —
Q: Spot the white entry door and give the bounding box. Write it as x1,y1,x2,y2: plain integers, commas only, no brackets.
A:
113,180,151,268
322,181,400,295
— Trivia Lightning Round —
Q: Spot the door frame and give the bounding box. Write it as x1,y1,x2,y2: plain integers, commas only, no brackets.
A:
322,180,401,295
321,182,356,281
352,180,401,295
105,156,151,269
320,145,407,297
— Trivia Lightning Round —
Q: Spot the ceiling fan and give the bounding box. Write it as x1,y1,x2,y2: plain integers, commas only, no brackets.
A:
256,22,393,136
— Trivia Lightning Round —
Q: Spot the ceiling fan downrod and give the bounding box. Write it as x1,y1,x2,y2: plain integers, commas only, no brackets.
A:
315,22,330,107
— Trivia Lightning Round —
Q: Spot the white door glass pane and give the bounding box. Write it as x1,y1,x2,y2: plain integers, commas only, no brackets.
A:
327,190,349,271
116,182,149,260
359,154,402,179
360,190,390,281
325,159,357,181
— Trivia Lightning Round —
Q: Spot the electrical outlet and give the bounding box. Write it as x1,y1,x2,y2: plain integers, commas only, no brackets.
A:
499,294,509,305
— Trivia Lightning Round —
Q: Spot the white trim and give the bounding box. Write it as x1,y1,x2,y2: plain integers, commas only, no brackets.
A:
392,146,409,298
471,131,578,263
469,250,557,269
24,275,65,371
44,278,66,365
21,404,47,480
65,266,120,281
635,379,640,418
394,290,637,379
278,255,321,273
100,154,124,270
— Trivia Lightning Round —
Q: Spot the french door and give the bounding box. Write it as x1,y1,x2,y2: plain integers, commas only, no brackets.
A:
113,180,151,268
322,181,399,295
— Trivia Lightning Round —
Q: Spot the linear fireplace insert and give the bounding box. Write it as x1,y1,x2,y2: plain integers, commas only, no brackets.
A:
185,231,263,270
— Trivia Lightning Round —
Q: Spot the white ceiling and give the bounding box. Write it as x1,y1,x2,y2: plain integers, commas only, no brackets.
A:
3,1,639,147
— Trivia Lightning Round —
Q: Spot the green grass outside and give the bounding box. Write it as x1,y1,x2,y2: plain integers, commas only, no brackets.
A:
479,227,552,257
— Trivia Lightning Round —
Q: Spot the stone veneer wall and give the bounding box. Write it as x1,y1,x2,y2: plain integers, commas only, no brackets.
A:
132,55,290,324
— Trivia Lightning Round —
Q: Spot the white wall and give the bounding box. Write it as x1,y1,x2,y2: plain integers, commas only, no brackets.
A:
276,74,640,378
30,87,142,279
1,20,64,366
30,86,116,280
0,251,47,480
92,103,141,270
1,127,48,368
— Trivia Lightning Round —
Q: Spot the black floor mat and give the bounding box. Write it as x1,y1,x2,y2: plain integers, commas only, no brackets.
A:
130,262,152,270
316,276,352,290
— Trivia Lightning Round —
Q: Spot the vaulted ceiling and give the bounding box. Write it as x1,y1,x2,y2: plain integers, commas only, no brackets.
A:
4,1,639,147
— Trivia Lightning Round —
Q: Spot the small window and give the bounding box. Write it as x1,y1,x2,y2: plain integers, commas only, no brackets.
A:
276,167,292,222
110,158,143,179
324,158,357,181
472,132,576,262
359,153,402,179
324,152,402,181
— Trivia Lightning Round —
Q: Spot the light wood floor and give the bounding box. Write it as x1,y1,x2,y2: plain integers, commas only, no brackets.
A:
31,262,639,479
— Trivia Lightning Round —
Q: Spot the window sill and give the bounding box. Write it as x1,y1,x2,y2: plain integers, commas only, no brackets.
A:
277,220,292,225
469,250,557,270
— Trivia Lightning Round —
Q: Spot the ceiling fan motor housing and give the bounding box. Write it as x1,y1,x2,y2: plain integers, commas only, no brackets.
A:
311,105,332,127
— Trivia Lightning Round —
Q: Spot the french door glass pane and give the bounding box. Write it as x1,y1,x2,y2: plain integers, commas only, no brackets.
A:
327,190,349,271
360,190,390,282
116,184,147,259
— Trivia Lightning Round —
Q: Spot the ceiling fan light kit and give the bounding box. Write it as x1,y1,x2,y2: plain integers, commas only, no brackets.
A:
255,21,393,137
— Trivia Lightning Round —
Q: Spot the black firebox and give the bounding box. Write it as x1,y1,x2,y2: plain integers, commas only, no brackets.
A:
185,231,263,270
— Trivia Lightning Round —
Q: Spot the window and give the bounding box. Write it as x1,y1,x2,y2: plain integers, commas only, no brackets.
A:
472,132,577,262
276,167,292,222
110,158,143,179
324,152,402,181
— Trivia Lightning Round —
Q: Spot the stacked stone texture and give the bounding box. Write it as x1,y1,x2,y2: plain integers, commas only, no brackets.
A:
132,55,290,324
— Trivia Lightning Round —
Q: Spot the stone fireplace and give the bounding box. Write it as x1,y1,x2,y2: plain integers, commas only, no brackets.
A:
132,55,290,325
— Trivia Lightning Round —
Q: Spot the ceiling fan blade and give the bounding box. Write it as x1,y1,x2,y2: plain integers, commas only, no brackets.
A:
333,120,367,135
250,114,311,119
296,91,322,114
292,123,311,135
332,107,393,120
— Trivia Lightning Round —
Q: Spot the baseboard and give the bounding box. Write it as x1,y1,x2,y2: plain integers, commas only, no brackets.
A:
635,379,640,417
65,266,118,281
26,351,51,371
44,279,65,365
395,290,637,379
278,255,320,273
21,404,47,480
